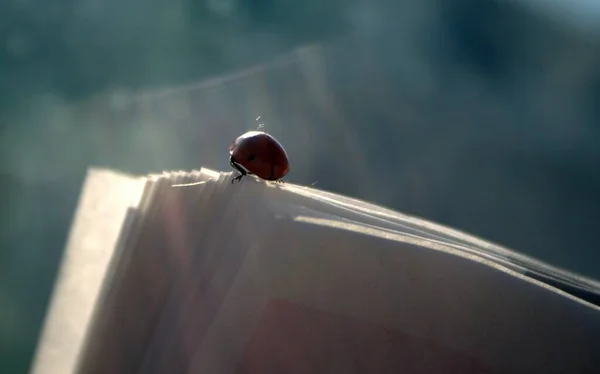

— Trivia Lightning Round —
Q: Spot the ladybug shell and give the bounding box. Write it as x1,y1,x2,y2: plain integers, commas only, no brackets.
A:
229,131,290,181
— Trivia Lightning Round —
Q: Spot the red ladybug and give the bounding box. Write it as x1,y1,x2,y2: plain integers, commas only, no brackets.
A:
229,131,290,183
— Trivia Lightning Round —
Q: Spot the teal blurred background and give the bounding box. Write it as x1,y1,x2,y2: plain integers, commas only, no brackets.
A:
1,0,600,372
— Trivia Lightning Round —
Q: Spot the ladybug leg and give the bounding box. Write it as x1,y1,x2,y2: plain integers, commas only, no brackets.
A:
230,156,247,184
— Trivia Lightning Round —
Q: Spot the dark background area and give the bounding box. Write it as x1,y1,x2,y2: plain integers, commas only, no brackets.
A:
1,0,599,372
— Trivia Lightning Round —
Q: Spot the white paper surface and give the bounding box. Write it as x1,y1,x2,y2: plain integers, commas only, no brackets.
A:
31,167,600,374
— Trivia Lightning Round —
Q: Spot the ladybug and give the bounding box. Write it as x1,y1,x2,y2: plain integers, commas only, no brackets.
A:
229,131,290,183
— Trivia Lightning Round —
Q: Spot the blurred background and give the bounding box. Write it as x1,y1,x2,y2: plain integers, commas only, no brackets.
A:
1,0,600,372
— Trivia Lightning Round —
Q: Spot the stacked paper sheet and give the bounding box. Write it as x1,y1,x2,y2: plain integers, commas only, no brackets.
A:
31,168,600,374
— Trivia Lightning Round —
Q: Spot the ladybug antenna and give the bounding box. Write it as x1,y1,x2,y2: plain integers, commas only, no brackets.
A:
256,116,265,131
